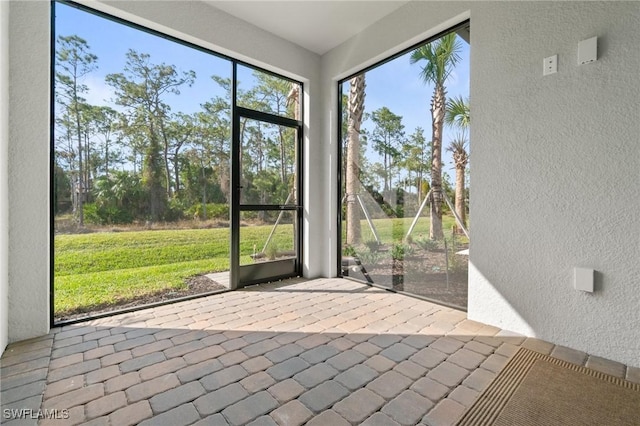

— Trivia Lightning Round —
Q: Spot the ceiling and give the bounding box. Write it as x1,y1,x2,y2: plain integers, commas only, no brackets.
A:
204,1,409,55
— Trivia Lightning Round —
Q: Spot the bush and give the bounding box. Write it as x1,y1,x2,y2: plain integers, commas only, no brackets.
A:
391,243,414,260
415,237,440,251
186,203,230,220
84,203,134,225
343,245,356,257
163,200,185,222
210,204,230,219
83,203,101,225
358,248,382,265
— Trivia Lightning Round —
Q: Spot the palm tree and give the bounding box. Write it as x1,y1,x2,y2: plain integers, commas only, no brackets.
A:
286,83,300,253
345,74,366,245
446,95,470,234
286,83,300,206
447,135,468,233
410,33,462,240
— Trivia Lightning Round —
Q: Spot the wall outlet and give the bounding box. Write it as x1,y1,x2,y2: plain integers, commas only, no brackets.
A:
543,55,558,76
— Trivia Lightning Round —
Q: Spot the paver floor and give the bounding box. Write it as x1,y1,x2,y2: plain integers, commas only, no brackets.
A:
2,278,639,425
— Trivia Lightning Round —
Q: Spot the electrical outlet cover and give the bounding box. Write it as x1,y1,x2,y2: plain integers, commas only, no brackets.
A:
543,55,557,76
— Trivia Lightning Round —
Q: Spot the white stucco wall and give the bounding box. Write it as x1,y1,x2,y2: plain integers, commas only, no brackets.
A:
323,1,640,367
0,0,9,355
6,0,323,345
468,1,640,368
7,1,51,344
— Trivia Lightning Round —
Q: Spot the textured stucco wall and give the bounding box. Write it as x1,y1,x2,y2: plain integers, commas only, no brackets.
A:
323,1,639,367
468,1,640,367
0,0,9,355
6,0,322,344
7,1,51,344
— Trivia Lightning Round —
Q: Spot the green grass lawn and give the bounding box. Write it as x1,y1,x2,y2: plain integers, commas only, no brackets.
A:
350,215,465,244
55,215,466,317
54,224,293,316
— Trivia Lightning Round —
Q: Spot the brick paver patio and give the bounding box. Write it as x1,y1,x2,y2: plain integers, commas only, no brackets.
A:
2,278,639,425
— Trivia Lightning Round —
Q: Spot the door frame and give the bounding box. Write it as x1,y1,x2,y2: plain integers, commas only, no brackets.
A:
230,65,303,288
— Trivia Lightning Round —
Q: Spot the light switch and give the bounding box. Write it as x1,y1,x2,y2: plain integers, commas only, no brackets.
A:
578,37,597,65
574,267,594,292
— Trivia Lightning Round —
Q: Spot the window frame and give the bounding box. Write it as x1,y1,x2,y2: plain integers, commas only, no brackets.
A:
50,0,304,326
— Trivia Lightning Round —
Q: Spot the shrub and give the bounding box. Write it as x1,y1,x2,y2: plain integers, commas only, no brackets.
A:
391,243,414,261
83,203,133,225
391,244,405,260
415,237,440,251
358,248,382,265
186,203,230,220
83,203,101,225
343,245,356,257
405,244,415,257
163,200,184,222
209,203,230,219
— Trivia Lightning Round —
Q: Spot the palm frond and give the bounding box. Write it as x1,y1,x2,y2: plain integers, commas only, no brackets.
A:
410,33,463,86
445,96,470,128
446,133,468,154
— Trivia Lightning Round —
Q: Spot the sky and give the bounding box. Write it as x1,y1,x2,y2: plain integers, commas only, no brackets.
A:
55,2,233,114
55,1,469,181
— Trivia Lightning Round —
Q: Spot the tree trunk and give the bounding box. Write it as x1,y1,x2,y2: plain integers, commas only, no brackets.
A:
84,132,91,201
346,74,365,246
162,137,172,199
144,120,166,222
201,158,207,221
417,171,422,205
278,126,286,185
454,164,466,234
287,85,300,255
173,155,181,196
105,140,109,178
75,107,84,226
429,83,445,240
383,151,389,193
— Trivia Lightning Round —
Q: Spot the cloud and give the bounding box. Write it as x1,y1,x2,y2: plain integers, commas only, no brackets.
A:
83,74,115,106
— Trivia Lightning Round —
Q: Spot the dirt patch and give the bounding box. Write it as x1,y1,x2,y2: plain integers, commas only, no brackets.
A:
54,275,227,323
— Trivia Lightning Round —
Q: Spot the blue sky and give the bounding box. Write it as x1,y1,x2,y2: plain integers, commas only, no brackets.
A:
56,2,469,179
55,2,232,114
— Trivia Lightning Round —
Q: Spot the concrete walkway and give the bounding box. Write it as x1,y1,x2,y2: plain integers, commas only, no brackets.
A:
2,278,638,425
